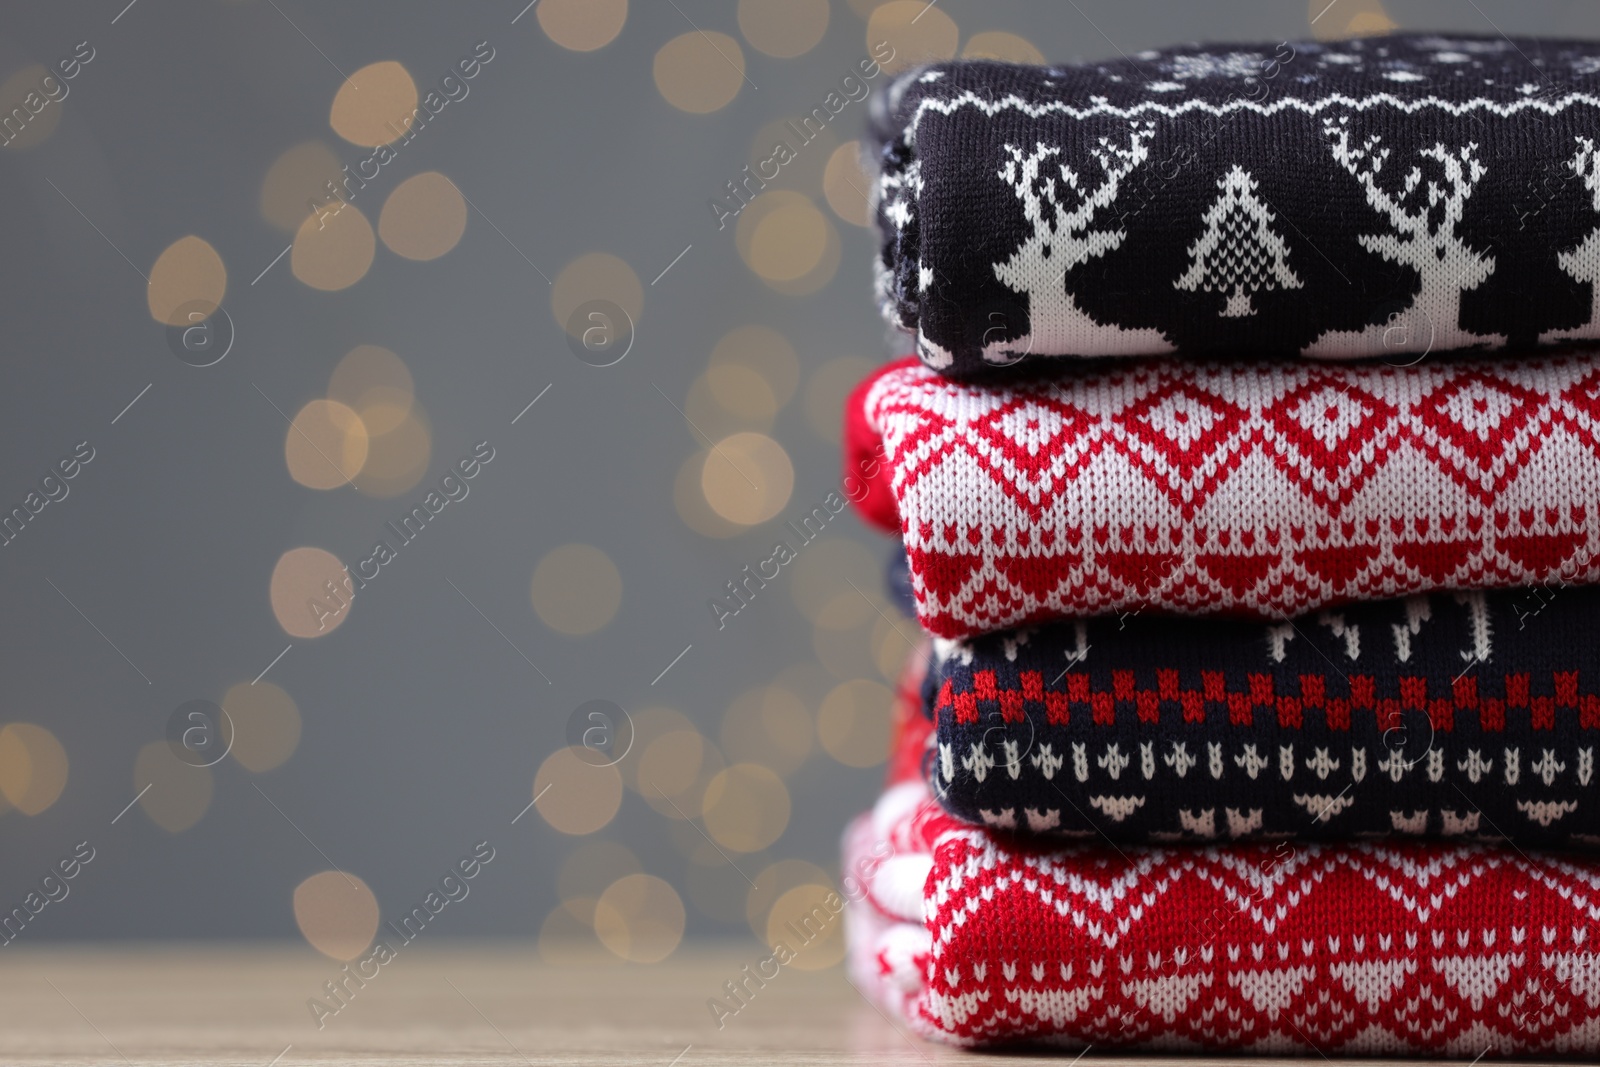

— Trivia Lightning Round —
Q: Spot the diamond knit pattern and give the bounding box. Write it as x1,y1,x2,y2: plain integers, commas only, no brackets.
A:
848,356,1600,638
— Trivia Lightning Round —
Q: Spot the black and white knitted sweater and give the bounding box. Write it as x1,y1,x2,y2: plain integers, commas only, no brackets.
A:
924,586,1600,846
871,35,1600,377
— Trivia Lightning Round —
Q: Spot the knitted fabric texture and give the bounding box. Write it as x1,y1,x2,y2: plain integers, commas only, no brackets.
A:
844,782,1600,1054
870,35,1600,378
924,587,1600,846
847,355,1600,638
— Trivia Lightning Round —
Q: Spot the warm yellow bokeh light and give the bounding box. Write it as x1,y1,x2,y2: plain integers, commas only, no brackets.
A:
738,0,830,58
260,140,345,232
293,870,380,960
775,662,836,709
537,0,628,52
705,366,778,426
685,369,775,443
738,194,841,296
291,203,376,291
642,737,727,823
378,171,467,261
721,685,812,776
558,841,641,919
654,32,746,114
711,324,800,409
818,679,894,768
134,742,213,833
961,30,1045,64
748,859,834,938
1311,0,1396,39
823,140,873,227
0,65,64,150
147,236,227,327
739,191,829,282
328,344,415,436
674,449,743,539
622,708,700,795
626,709,726,820
354,407,432,498
702,763,790,852
635,729,711,809
1347,9,1398,35
551,252,642,337
530,544,623,636
222,682,302,773
766,884,846,969
270,546,350,639
534,747,624,835
700,432,794,526
811,587,878,631
285,399,369,490
0,724,67,815
329,61,418,147
870,611,917,683
867,1,958,73
593,874,685,963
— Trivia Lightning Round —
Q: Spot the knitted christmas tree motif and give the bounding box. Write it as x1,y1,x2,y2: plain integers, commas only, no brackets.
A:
873,36,1600,375
1174,166,1303,317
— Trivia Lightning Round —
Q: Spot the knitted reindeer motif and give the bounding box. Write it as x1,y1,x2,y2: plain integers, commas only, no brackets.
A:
1305,116,1504,357
986,124,1173,365
1545,136,1600,342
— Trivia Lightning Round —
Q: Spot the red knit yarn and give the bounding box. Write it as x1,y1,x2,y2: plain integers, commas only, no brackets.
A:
846,784,1600,1056
849,355,1600,637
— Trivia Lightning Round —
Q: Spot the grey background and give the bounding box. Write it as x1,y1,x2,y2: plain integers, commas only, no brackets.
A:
1,0,1596,947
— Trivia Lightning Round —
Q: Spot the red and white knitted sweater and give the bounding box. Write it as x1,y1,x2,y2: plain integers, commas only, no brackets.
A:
845,653,1600,1055
846,782,1600,1056
846,355,1600,638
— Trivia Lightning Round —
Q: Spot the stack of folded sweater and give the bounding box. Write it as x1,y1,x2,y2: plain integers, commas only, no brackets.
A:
840,33,1600,1056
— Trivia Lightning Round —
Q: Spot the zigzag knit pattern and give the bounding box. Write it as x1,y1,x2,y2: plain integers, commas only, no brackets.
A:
871,35,1600,377
844,783,1600,1055
847,356,1600,638
925,588,1600,845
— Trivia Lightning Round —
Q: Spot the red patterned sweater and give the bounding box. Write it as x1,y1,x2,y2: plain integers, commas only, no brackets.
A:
846,780,1600,1056
845,655,1600,1055
846,355,1600,638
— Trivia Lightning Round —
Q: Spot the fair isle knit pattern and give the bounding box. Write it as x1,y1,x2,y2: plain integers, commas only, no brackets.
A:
924,588,1600,846
871,35,1600,378
847,355,1600,639
844,783,1600,1055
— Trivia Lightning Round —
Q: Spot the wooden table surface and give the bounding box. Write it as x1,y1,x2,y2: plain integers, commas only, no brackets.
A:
0,944,1552,1066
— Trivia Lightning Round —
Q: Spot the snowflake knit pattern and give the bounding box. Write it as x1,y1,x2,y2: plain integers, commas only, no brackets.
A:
844,782,1600,1055
870,35,1600,377
847,355,1600,638
924,587,1600,846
